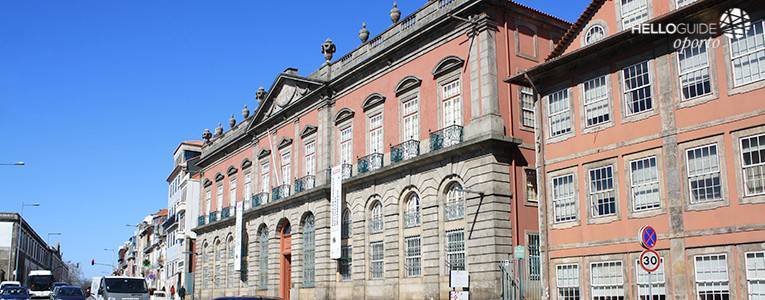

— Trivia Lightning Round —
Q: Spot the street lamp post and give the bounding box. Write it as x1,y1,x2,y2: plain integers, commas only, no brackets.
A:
47,232,62,245
14,202,40,281
0,161,25,166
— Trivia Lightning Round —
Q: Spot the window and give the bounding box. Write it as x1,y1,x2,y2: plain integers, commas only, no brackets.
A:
528,233,540,281
585,25,606,45
202,243,210,288
261,161,270,194
446,229,465,271
340,245,352,281
442,79,462,126
620,0,648,29
216,242,224,287
404,193,420,228
370,241,384,279
402,97,419,140
676,0,697,7
589,165,617,217
694,254,729,299
552,174,577,223
368,113,384,154
341,208,352,239
556,264,580,300
526,169,538,203
281,151,291,186
591,261,624,300
623,61,653,115
340,126,353,164
244,173,252,209
303,215,315,287
741,134,765,196
686,144,722,203
216,184,224,212
229,176,237,208
259,229,269,289
583,75,611,127
547,89,572,137
304,142,315,176
678,44,712,100
405,236,421,277
446,183,465,220
227,237,235,288
746,251,765,299
635,258,666,299
730,20,765,87
520,86,535,128
369,201,383,233
205,188,212,215
630,156,661,211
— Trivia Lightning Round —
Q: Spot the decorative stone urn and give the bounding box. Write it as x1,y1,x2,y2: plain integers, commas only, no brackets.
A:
242,105,250,119
215,123,223,136
202,129,212,142
321,38,336,61
229,114,236,128
256,87,267,101
390,2,401,23
359,22,369,43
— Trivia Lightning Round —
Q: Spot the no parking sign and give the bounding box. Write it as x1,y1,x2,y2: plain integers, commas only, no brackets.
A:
639,225,657,249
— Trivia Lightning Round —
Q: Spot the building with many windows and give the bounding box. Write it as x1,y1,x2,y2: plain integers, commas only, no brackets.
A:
508,0,765,299
190,0,569,299
0,213,70,284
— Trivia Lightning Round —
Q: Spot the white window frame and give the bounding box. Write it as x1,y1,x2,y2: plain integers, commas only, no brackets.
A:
622,60,654,116
229,176,237,208
216,184,224,212
404,236,421,277
556,264,580,300
694,254,730,299
635,258,666,299
368,113,384,154
442,79,463,127
370,241,384,279
729,20,765,88
281,150,291,186
620,0,649,29
582,75,611,127
740,133,765,197
552,173,577,223
547,88,572,138
520,86,535,128
526,169,538,203
629,156,661,211
261,161,270,194
590,261,624,299
686,143,723,203
205,188,212,215
244,172,252,209
446,229,466,271
340,125,353,164
402,96,420,141
677,43,712,101
304,141,316,176
746,251,765,299
585,24,606,45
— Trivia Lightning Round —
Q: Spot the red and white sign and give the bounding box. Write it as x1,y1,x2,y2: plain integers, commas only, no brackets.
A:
639,249,661,273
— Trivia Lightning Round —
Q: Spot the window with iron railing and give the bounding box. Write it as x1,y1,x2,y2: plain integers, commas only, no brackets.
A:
446,229,465,271
369,201,384,233
370,241,384,279
404,193,421,228
303,215,315,287
445,183,465,220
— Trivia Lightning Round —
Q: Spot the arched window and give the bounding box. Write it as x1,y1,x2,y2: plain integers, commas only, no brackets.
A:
404,192,421,228
202,242,210,288
369,201,383,233
341,208,352,239
445,183,465,220
214,240,223,287
258,228,269,289
585,25,605,45
227,236,235,288
303,215,315,287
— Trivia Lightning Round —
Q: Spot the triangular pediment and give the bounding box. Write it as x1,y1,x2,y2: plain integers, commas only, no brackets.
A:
277,137,293,149
547,0,608,60
249,72,325,129
258,149,271,159
300,125,318,138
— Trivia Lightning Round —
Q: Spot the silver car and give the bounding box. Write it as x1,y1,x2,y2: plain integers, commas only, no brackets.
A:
95,277,149,300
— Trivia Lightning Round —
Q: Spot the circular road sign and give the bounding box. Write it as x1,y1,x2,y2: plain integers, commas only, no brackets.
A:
639,225,658,249
639,249,661,273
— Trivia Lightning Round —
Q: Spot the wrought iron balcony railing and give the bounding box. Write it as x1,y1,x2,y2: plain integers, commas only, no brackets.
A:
294,175,316,193
253,192,269,208
368,218,384,233
197,216,206,226
221,206,231,219
341,163,353,179
391,140,420,163
430,125,464,151
162,214,177,229
272,184,291,201
403,211,421,228
208,211,218,223
358,153,384,174
445,202,465,221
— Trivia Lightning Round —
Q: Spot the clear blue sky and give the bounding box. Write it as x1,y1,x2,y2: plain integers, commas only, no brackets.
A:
0,0,587,279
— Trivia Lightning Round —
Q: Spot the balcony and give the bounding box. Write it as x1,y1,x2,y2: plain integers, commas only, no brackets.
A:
403,211,420,228
391,140,420,163
253,192,269,208
342,163,353,179
162,214,177,229
445,202,465,221
221,207,231,219
368,218,383,233
272,184,291,202
430,125,463,151
358,153,384,174
197,216,206,226
294,175,316,193
208,211,218,223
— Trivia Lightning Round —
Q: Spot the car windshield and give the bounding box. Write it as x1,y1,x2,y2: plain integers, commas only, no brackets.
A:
154,292,166,296
104,278,147,294
1,288,28,296
29,275,54,291
56,287,83,296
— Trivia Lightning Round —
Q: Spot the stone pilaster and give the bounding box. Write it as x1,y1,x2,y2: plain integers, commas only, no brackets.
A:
465,13,504,140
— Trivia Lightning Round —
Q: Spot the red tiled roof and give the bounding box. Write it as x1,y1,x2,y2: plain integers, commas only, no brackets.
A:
546,0,606,61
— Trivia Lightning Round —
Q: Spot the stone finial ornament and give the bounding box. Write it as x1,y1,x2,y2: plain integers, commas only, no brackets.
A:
202,129,212,142
229,114,236,128
255,87,267,101
215,123,223,136
359,22,370,43
321,38,336,61
242,105,250,118
390,2,401,23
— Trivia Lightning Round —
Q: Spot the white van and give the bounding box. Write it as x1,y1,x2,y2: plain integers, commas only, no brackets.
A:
94,276,149,300
88,277,102,300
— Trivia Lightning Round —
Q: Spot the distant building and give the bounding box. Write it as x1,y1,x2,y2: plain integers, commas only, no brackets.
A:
0,213,70,283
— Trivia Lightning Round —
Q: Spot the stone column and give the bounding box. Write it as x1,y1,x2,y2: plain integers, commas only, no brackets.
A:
465,13,504,140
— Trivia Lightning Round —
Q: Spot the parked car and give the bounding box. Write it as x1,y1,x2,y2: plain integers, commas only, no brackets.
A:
0,287,30,300
212,297,282,300
0,282,21,291
94,277,148,300
50,286,85,300
148,291,165,300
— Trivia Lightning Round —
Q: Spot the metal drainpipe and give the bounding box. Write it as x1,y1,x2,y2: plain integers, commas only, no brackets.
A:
524,73,549,300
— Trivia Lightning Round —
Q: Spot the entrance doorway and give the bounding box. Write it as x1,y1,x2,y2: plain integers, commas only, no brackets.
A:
279,221,292,300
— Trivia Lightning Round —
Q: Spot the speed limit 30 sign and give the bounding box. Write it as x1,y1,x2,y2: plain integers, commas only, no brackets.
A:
640,249,661,273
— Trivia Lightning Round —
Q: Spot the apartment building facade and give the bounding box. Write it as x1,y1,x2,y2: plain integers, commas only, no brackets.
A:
509,0,765,298
0,213,70,283
191,0,569,299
